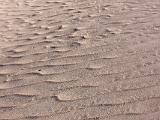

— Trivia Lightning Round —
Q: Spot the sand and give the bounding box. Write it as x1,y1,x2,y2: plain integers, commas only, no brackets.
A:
0,0,160,119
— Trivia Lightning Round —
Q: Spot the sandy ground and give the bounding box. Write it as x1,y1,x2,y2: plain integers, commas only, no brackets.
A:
0,0,160,119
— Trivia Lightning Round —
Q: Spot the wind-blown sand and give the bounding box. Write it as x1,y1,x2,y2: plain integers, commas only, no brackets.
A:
0,0,160,119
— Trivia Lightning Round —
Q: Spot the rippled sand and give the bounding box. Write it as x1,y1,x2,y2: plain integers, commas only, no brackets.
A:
0,0,160,120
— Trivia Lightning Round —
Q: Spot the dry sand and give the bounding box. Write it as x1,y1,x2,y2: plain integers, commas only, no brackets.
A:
0,0,160,120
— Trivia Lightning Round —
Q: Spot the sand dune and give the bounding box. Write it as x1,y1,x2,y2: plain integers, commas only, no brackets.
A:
0,0,160,119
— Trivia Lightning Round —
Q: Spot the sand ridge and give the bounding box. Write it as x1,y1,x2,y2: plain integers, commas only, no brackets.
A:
0,0,160,119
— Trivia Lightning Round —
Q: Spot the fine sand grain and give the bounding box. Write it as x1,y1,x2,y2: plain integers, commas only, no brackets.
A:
0,0,160,120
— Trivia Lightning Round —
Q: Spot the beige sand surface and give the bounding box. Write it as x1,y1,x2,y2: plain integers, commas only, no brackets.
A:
0,0,160,119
